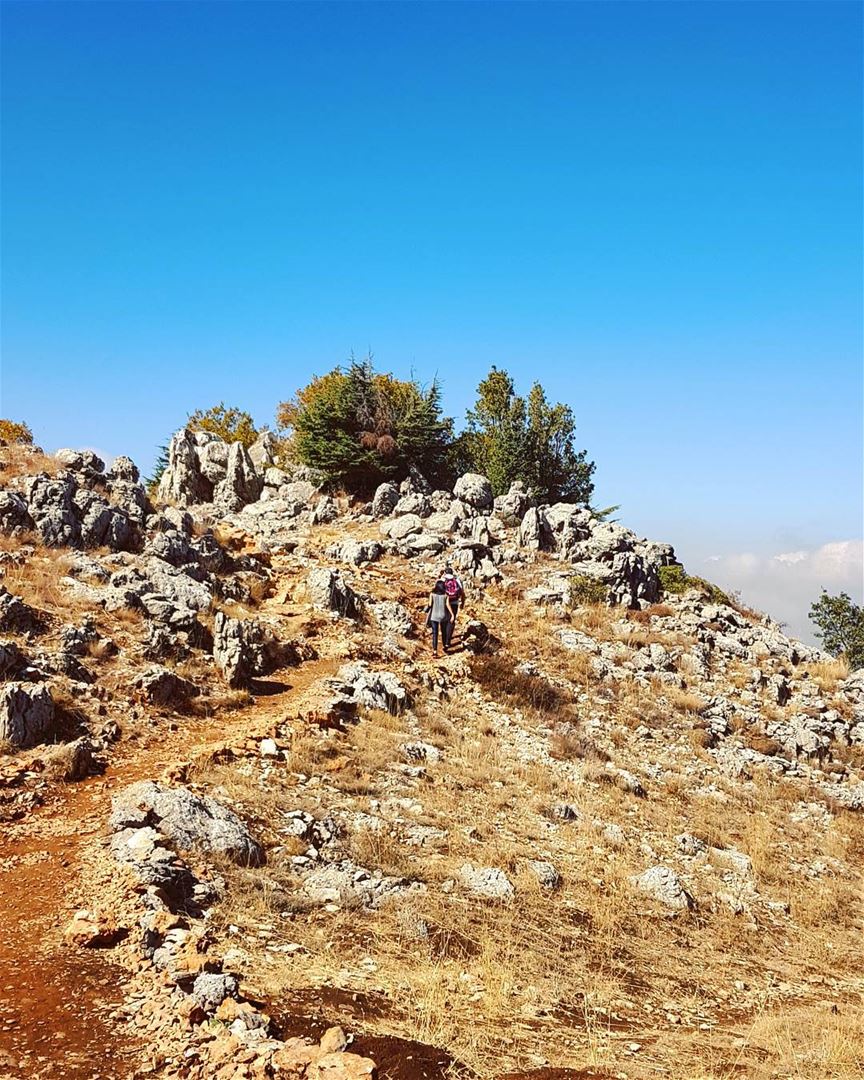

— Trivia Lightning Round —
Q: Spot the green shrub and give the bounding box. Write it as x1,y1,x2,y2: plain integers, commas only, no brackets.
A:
658,564,730,605
568,574,608,606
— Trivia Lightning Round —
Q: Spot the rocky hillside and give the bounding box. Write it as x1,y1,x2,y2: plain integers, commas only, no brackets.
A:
0,431,862,1080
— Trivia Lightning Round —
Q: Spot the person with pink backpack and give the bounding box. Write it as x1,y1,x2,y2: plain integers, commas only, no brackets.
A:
442,565,465,637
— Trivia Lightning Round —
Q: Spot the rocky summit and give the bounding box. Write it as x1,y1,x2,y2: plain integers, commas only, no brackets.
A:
0,432,862,1080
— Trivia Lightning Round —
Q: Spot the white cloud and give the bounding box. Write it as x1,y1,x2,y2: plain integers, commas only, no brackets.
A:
699,539,863,645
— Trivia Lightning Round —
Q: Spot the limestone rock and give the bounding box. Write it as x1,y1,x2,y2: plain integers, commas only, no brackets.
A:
212,611,294,688
0,490,33,534
0,589,45,637
191,972,239,1013
107,455,140,482
334,662,409,714
453,473,493,510
459,863,514,900
307,568,362,618
213,442,262,512
381,513,422,540
527,860,561,889
630,865,694,910
247,430,280,470
157,429,214,505
393,493,431,517
371,482,400,518
369,601,413,637
327,539,382,566
0,683,56,748
111,780,264,865
133,666,199,706
25,473,80,546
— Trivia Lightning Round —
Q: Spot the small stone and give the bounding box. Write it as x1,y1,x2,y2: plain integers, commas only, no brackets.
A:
319,1025,348,1054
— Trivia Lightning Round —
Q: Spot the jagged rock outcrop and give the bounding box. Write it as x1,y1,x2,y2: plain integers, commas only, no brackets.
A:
332,662,409,714
371,482,400,518
212,611,299,688
0,588,46,637
0,490,33,534
369,601,413,637
0,682,56,748
326,539,382,566
133,666,199,706
306,568,362,618
213,442,262,512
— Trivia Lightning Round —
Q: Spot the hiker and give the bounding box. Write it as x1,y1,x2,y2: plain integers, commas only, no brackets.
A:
427,580,455,657
443,565,465,627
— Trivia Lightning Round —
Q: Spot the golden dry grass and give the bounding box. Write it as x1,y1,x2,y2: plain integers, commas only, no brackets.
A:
802,656,851,695
0,444,62,480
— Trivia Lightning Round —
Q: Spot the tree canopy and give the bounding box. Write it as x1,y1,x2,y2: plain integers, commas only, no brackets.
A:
187,404,260,448
277,359,453,491
0,419,34,445
464,367,594,502
809,590,864,670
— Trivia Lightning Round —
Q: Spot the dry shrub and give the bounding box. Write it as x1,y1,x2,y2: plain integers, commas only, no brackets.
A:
550,727,609,763
689,726,714,750
349,827,421,879
663,685,706,715
1,549,73,614
567,602,615,636
627,603,675,624
470,653,571,718
745,732,782,756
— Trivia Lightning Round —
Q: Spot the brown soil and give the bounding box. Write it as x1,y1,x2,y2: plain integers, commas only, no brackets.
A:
0,655,338,1080
0,784,136,1079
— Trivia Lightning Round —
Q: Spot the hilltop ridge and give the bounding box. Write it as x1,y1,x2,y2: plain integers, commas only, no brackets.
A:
0,430,861,1080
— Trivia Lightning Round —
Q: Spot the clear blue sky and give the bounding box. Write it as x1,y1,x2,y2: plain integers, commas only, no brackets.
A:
2,1,861,637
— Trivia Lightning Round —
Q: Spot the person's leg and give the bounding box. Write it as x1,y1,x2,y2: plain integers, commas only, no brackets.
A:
431,620,439,653
444,615,453,650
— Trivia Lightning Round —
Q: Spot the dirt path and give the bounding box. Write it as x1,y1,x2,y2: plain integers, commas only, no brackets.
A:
0,654,338,1080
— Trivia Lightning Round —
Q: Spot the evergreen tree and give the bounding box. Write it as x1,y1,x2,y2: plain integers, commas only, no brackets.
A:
464,367,529,494
279,358,453,492
464,366,594,502
524,383,595,503
146,442,170,494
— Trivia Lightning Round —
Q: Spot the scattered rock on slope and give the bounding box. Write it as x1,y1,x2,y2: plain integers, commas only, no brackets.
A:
630,865,694,910
110,780,264,866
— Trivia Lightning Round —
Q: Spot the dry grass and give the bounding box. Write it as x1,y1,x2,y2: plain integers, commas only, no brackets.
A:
153,543,864,1079
0,544,94,628
662,684,707,715
801,656,851,695
0,444,62,480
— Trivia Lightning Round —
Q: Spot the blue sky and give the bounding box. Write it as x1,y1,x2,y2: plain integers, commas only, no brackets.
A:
1,1,861,639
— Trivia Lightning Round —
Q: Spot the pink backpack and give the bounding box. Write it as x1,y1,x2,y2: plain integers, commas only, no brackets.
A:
444,576,461,599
